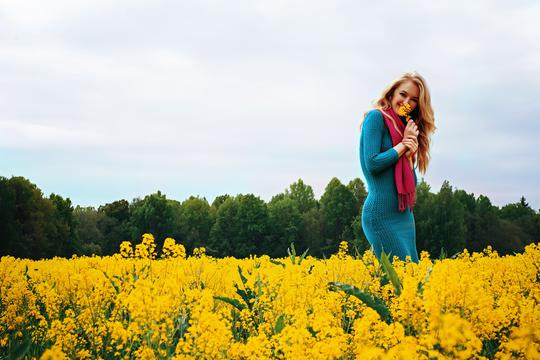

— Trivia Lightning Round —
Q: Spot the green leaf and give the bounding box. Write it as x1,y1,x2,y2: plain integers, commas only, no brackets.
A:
213,296,246,311
439,247,447,260
328,282,392,324
288,243,296,264
298,248,309,265
353,245,361,259
234,284,251,306
101,271,120,294
307,325,319,337
255,274,263,297
270,259,285,268
237,266,248,286
10,334,31,360
23,265,30,281
417,266,433,294
380,251,402,296
274,314,285,334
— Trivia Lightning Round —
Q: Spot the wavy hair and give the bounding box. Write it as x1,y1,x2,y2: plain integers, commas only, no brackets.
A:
373,72,436,174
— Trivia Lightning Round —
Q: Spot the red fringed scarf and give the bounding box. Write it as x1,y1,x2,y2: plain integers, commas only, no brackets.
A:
378,108,416,212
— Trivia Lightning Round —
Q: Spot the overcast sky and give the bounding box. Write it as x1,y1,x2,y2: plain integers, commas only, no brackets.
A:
1,0,539,209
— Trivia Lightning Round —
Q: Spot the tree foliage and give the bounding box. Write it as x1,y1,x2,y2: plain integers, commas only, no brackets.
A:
320,177,357,253
0,175,538,259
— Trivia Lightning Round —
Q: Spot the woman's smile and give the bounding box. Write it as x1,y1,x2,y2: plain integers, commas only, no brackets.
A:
391,80,420,115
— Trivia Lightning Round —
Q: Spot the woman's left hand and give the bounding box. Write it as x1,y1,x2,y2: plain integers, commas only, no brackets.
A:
402,137,418,154
404,120,419,140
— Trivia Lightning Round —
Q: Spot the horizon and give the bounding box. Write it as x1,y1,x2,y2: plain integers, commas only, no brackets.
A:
5,174,535,211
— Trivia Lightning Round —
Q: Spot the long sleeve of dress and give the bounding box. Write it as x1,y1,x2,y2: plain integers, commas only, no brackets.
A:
361,110,399,175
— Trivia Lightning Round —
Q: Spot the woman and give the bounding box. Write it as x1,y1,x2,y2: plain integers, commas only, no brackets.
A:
359,72,435,263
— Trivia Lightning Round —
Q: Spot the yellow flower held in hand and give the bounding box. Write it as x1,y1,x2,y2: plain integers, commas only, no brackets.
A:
397,103,413,122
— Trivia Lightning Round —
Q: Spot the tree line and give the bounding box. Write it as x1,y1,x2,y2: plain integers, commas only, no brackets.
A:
0,176,538,260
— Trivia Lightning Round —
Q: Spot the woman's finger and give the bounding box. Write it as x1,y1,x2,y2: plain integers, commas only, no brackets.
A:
404,140,417,152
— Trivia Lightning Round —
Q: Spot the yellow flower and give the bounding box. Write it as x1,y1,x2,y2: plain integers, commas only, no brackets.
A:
161,238,186,259
193,247,206,258
337,241,349,260
119,241,133,258
1,240,538,358
397,103,413,122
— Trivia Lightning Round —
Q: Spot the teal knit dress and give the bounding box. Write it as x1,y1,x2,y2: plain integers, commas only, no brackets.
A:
359,110,419,263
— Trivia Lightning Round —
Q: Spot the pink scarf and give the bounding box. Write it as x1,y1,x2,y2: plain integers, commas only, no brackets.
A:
378,108,416,212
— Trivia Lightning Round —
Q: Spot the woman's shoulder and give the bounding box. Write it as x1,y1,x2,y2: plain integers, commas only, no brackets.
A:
363,109,384,125
366,109,382,118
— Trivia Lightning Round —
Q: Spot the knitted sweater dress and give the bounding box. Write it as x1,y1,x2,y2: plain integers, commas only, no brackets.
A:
359,109,419,263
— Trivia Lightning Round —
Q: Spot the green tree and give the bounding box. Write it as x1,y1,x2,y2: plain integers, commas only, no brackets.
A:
0,177,56,259
301,207,324,257
347,178,368,214
454,189,477,251
320,178,357,252
211,194,231,210
431,181,466,257
235,194,269,257
266,197,302,257
269,192,288,205
208,198,238,256
49,193,78,257
499,196,539,251
129,191,181,249
178,196,214,250
0,177,17,257
209,194,269,258
347,178,369,256
414,179,435,255
350,214,370,256
287,179,317,213
500,196,536,221
98,200,132,255
270,179,319,254
473,195,502,252
74,206,105,255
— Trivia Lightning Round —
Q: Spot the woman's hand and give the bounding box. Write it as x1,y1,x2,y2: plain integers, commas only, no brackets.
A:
402,137,418,168
402,136,418,154
403,120,419,161
404,120,419,140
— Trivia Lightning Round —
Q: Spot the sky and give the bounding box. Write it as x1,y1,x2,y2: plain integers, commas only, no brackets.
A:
1,0,539,210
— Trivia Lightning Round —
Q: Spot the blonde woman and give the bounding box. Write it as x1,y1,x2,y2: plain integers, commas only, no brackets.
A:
359,72,436,262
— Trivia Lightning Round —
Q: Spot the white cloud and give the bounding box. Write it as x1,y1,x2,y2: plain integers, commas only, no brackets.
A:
0,0,117,28
0,121,104,148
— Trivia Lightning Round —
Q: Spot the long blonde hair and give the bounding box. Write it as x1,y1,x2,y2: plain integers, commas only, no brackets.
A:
374,72,436,174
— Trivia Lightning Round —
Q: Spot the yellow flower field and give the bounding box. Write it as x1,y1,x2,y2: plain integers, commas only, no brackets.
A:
1,235,539,359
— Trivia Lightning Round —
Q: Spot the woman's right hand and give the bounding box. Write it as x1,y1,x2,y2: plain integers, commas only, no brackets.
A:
404,120,419,140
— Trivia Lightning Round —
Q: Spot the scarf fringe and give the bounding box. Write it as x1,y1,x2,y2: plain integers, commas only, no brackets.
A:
398,192,417,212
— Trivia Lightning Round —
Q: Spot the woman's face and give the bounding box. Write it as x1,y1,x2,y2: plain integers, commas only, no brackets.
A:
391,80,420,115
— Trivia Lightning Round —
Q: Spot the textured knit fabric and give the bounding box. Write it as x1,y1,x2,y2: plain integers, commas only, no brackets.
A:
359,109,419,263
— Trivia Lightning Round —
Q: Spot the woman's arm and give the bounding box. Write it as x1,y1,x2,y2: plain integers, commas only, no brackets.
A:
361,111,404,174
